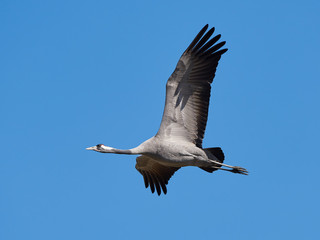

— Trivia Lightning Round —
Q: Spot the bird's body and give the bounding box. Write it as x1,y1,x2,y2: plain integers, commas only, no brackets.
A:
87,25,248,195
134,137,211,167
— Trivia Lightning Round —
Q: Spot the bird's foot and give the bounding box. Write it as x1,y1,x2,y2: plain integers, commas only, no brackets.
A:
231,166,248,175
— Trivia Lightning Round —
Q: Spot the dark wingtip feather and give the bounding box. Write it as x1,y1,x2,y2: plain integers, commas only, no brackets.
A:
213,48,228,57
192,27,215,53
142,173,149,188
199,34,221,53
158,178,167,195
221,48,228,54
185,24,209,52
202,24,209,31
153,176,162,196
146,172,155,193
204,41,227,56
162,185,167,195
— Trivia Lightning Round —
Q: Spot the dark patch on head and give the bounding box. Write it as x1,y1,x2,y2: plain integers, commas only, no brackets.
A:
96,144,103,149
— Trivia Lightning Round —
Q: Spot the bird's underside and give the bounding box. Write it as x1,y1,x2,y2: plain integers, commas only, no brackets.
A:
135,141,248,195
86,24,248,196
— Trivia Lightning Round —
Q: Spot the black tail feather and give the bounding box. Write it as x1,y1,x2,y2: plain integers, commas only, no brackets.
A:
205,147,224,162
200,147,225,173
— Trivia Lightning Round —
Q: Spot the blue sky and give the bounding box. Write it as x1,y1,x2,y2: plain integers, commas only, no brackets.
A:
1,0,320,239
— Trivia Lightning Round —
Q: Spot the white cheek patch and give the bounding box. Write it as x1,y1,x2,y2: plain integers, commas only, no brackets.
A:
101,146,113,151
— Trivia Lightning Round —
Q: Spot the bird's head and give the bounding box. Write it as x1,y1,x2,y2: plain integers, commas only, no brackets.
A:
86,144,113,153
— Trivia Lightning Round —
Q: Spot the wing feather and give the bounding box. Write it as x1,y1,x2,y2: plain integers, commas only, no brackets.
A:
135,156,180,195
156,25,228,147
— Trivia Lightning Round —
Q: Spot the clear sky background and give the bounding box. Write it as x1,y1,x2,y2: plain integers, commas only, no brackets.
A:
1,0,320,239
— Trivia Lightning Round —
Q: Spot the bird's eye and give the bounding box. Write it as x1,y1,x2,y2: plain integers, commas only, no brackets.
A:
96,144,102,149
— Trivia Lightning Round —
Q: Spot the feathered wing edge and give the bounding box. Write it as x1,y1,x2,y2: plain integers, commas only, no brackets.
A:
181,25,228,147
135,156,180,195
184,24,228,62
156,25,228,147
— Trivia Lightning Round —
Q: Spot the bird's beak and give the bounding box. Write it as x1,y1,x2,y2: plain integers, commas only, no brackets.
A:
86,146,96,150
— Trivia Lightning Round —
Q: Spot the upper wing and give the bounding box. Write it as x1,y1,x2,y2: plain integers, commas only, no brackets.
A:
135,156,180,195
156,25,228,148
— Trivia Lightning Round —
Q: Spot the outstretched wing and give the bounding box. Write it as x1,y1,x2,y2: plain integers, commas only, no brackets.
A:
156,25,228,148
135,156,180,195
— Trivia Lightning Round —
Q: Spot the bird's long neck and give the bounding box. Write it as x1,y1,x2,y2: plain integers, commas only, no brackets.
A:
100,145,142,155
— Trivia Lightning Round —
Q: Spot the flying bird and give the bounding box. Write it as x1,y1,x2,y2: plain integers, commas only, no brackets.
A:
86,25,248,195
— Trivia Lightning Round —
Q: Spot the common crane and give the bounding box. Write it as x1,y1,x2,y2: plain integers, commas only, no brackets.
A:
86,25,248,195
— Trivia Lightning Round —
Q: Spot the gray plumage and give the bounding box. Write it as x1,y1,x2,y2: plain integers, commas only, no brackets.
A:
86,25,248,195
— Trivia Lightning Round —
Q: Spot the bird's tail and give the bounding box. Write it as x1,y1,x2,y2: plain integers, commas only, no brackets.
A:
199,147,224,173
